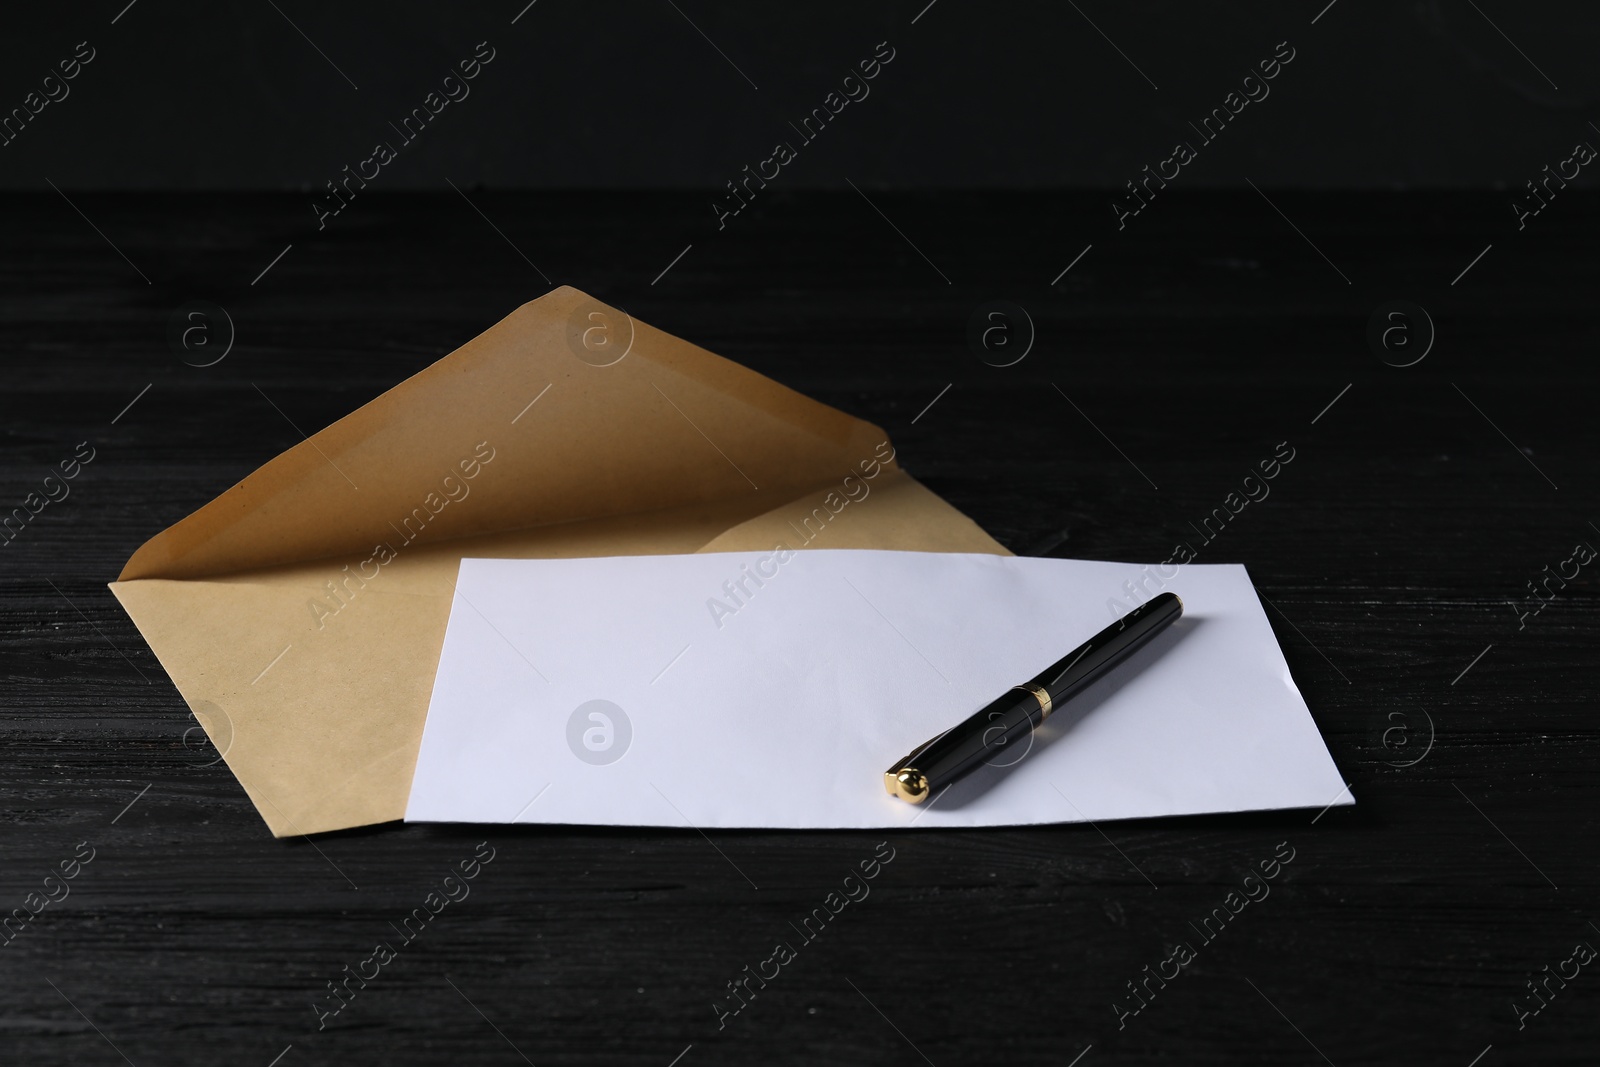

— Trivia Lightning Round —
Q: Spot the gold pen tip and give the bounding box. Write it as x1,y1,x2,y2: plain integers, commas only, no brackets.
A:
885,768,929,804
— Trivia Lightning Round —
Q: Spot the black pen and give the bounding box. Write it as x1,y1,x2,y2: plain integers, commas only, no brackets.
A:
884,592,1184,804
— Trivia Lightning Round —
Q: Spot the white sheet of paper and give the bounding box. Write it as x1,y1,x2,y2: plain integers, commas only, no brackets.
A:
405,551,1351,829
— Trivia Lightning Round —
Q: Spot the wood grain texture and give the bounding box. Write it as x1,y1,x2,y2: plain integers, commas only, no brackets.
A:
0,191,1595,1066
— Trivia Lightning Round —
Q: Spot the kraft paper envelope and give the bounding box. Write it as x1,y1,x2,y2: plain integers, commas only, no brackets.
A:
111,286,1007,837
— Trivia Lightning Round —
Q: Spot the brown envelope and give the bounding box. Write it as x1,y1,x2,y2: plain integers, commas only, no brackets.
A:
111,286,1008,837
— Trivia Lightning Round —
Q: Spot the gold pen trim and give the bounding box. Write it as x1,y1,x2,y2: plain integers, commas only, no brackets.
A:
884,767,929,803
1020,683,1052,721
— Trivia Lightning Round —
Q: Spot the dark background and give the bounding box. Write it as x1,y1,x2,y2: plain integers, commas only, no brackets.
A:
3,2,1598,1066
3,1,1598,190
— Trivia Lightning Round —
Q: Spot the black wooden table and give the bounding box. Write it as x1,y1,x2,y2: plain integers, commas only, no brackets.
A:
3,190,1596,1065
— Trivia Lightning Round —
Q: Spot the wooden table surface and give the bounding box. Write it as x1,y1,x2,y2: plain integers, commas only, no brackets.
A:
2,190,1596,1065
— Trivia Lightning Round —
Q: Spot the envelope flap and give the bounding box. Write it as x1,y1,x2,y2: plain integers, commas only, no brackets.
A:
119,286,890,581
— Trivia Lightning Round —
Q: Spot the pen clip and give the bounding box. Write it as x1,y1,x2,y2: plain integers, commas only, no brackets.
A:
891,733,941,772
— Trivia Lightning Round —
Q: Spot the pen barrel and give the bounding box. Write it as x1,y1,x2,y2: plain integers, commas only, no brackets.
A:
884,591,1183,804
892,687,1046,797
1033,592,1183,707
